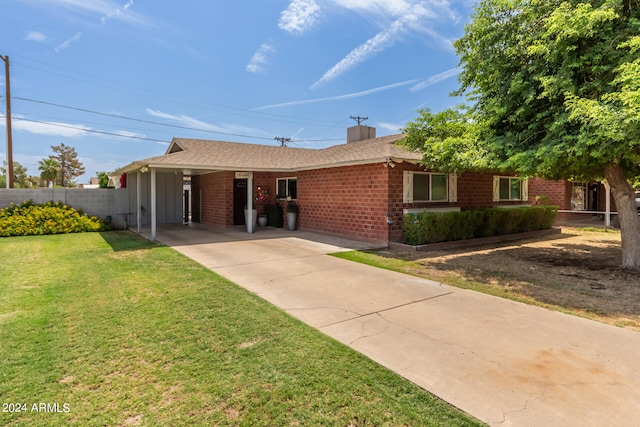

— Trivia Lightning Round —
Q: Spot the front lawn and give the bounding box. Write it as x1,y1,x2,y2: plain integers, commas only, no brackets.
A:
0,231,481,426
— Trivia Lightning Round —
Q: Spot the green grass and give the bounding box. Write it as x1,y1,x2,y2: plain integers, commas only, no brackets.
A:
575,226,620,233
0,231,481,426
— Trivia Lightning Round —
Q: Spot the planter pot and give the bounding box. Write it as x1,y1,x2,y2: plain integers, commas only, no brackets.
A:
244,209,258,232
287,212,297,231
265,204,283,228
258,214,268,227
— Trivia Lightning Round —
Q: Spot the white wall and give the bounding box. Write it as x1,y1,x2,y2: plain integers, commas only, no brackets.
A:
0,171,184,229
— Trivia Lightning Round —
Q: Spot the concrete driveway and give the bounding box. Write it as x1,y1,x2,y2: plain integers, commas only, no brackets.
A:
144,224,640,426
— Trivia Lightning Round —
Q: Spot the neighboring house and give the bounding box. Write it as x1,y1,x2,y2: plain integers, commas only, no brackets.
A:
112,126,536,244
530,179,616,223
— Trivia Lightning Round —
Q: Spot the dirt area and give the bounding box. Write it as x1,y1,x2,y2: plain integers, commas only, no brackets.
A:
389,227,640,331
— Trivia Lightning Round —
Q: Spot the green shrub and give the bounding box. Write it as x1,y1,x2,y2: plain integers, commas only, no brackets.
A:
0,200,110,237
401,206,558,245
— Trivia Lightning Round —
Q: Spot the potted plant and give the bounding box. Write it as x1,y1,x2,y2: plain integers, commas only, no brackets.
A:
286,202,299,231
255,186,269,227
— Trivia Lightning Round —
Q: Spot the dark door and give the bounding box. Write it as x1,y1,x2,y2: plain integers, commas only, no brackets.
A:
233,179,247,225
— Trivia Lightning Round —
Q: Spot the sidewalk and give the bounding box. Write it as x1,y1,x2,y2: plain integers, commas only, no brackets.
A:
148,224,640,426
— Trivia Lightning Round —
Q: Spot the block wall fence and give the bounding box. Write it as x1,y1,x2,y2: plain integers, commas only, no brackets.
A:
0,188,129,228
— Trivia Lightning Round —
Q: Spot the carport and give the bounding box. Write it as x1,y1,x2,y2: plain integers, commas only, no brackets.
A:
111,147,263,240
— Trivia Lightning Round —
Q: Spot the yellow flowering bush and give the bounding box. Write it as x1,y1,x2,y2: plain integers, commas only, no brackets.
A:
0,200,110,237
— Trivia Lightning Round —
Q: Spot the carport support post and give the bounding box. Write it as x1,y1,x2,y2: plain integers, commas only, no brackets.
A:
136,171,141,233
604,181,611,228
247,171,254,233
151,167,157,240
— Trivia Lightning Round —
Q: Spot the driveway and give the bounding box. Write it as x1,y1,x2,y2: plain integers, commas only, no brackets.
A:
144,224,640,426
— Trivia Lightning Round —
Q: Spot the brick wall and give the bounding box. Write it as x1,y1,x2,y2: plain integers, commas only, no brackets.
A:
193,171,295,227
193,165,547,243
296,163,391,243
192,172,234,226
458,172,496,208
529,178,570,209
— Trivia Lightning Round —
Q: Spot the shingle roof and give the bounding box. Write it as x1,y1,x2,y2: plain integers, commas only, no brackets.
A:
113,134,422,175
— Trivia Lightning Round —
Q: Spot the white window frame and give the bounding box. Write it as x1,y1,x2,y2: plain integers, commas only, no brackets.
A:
403,171,457,203
276,177,298,200
493,176,529,202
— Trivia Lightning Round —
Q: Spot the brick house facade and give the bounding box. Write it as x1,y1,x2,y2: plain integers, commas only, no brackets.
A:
190,157,535,245
114,126,541,244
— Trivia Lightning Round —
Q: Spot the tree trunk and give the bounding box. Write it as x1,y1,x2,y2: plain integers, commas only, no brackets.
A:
604,165,640,270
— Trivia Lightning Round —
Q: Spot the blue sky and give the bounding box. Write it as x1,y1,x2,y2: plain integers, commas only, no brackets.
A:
1,0,474,184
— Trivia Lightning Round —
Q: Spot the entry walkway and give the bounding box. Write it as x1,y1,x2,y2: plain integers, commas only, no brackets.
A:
142,224,640,426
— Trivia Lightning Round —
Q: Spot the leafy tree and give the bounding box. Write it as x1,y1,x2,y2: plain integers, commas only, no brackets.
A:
50,143,85,187
38,158,59,188
405,0,640,269
97,171,110,188
28,175,42,188
0,162,30,188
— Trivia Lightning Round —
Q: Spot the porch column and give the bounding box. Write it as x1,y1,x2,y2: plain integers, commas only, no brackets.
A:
151,167,157,240
246,171,254,233
136,170,141,233
604,181,611,228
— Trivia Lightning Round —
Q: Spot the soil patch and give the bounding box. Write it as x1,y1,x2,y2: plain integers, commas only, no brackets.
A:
387,228,640,331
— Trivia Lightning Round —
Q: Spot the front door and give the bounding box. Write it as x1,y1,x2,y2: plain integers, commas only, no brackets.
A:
233,179,247,225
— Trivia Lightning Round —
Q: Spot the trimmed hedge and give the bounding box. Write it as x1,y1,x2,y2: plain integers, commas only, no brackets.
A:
402,206,558,245
0,200,110,237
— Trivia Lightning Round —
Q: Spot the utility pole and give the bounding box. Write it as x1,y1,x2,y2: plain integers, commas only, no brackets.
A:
0,54,13,188
274,136,290,147
350,115,368,126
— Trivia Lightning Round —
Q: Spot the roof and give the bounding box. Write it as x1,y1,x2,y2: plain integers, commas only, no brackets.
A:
112,134,422,176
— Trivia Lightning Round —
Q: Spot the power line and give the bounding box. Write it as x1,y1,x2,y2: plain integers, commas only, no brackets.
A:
11,96,345,144
13,97,276,141
9,116,170,144
274,136,291,147
4,51,343,127
350,115,368,125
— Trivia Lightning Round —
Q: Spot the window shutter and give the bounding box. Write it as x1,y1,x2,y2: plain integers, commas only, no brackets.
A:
403,171,413,203
521,178,529,202
448,173,458,203
493,176,500,202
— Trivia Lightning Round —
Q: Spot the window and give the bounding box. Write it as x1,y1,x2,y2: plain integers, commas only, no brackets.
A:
277,177,297,199
571,182,587,211
493,176,528,201
403,171,457,203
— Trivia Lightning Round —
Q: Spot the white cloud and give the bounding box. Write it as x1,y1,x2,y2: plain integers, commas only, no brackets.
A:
54,32,82,53
377,121,403,133
330,0,454,27
279,0,321,34
311,20,404,89
257,77,418,110
146,109,268,138
146,109,227,133
410,67,459,92
6,115,149,142
25,31,47,42
305,1,458,88
10,115,89,137
101,0,137,25
23,0,150,27
246,42,275,74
